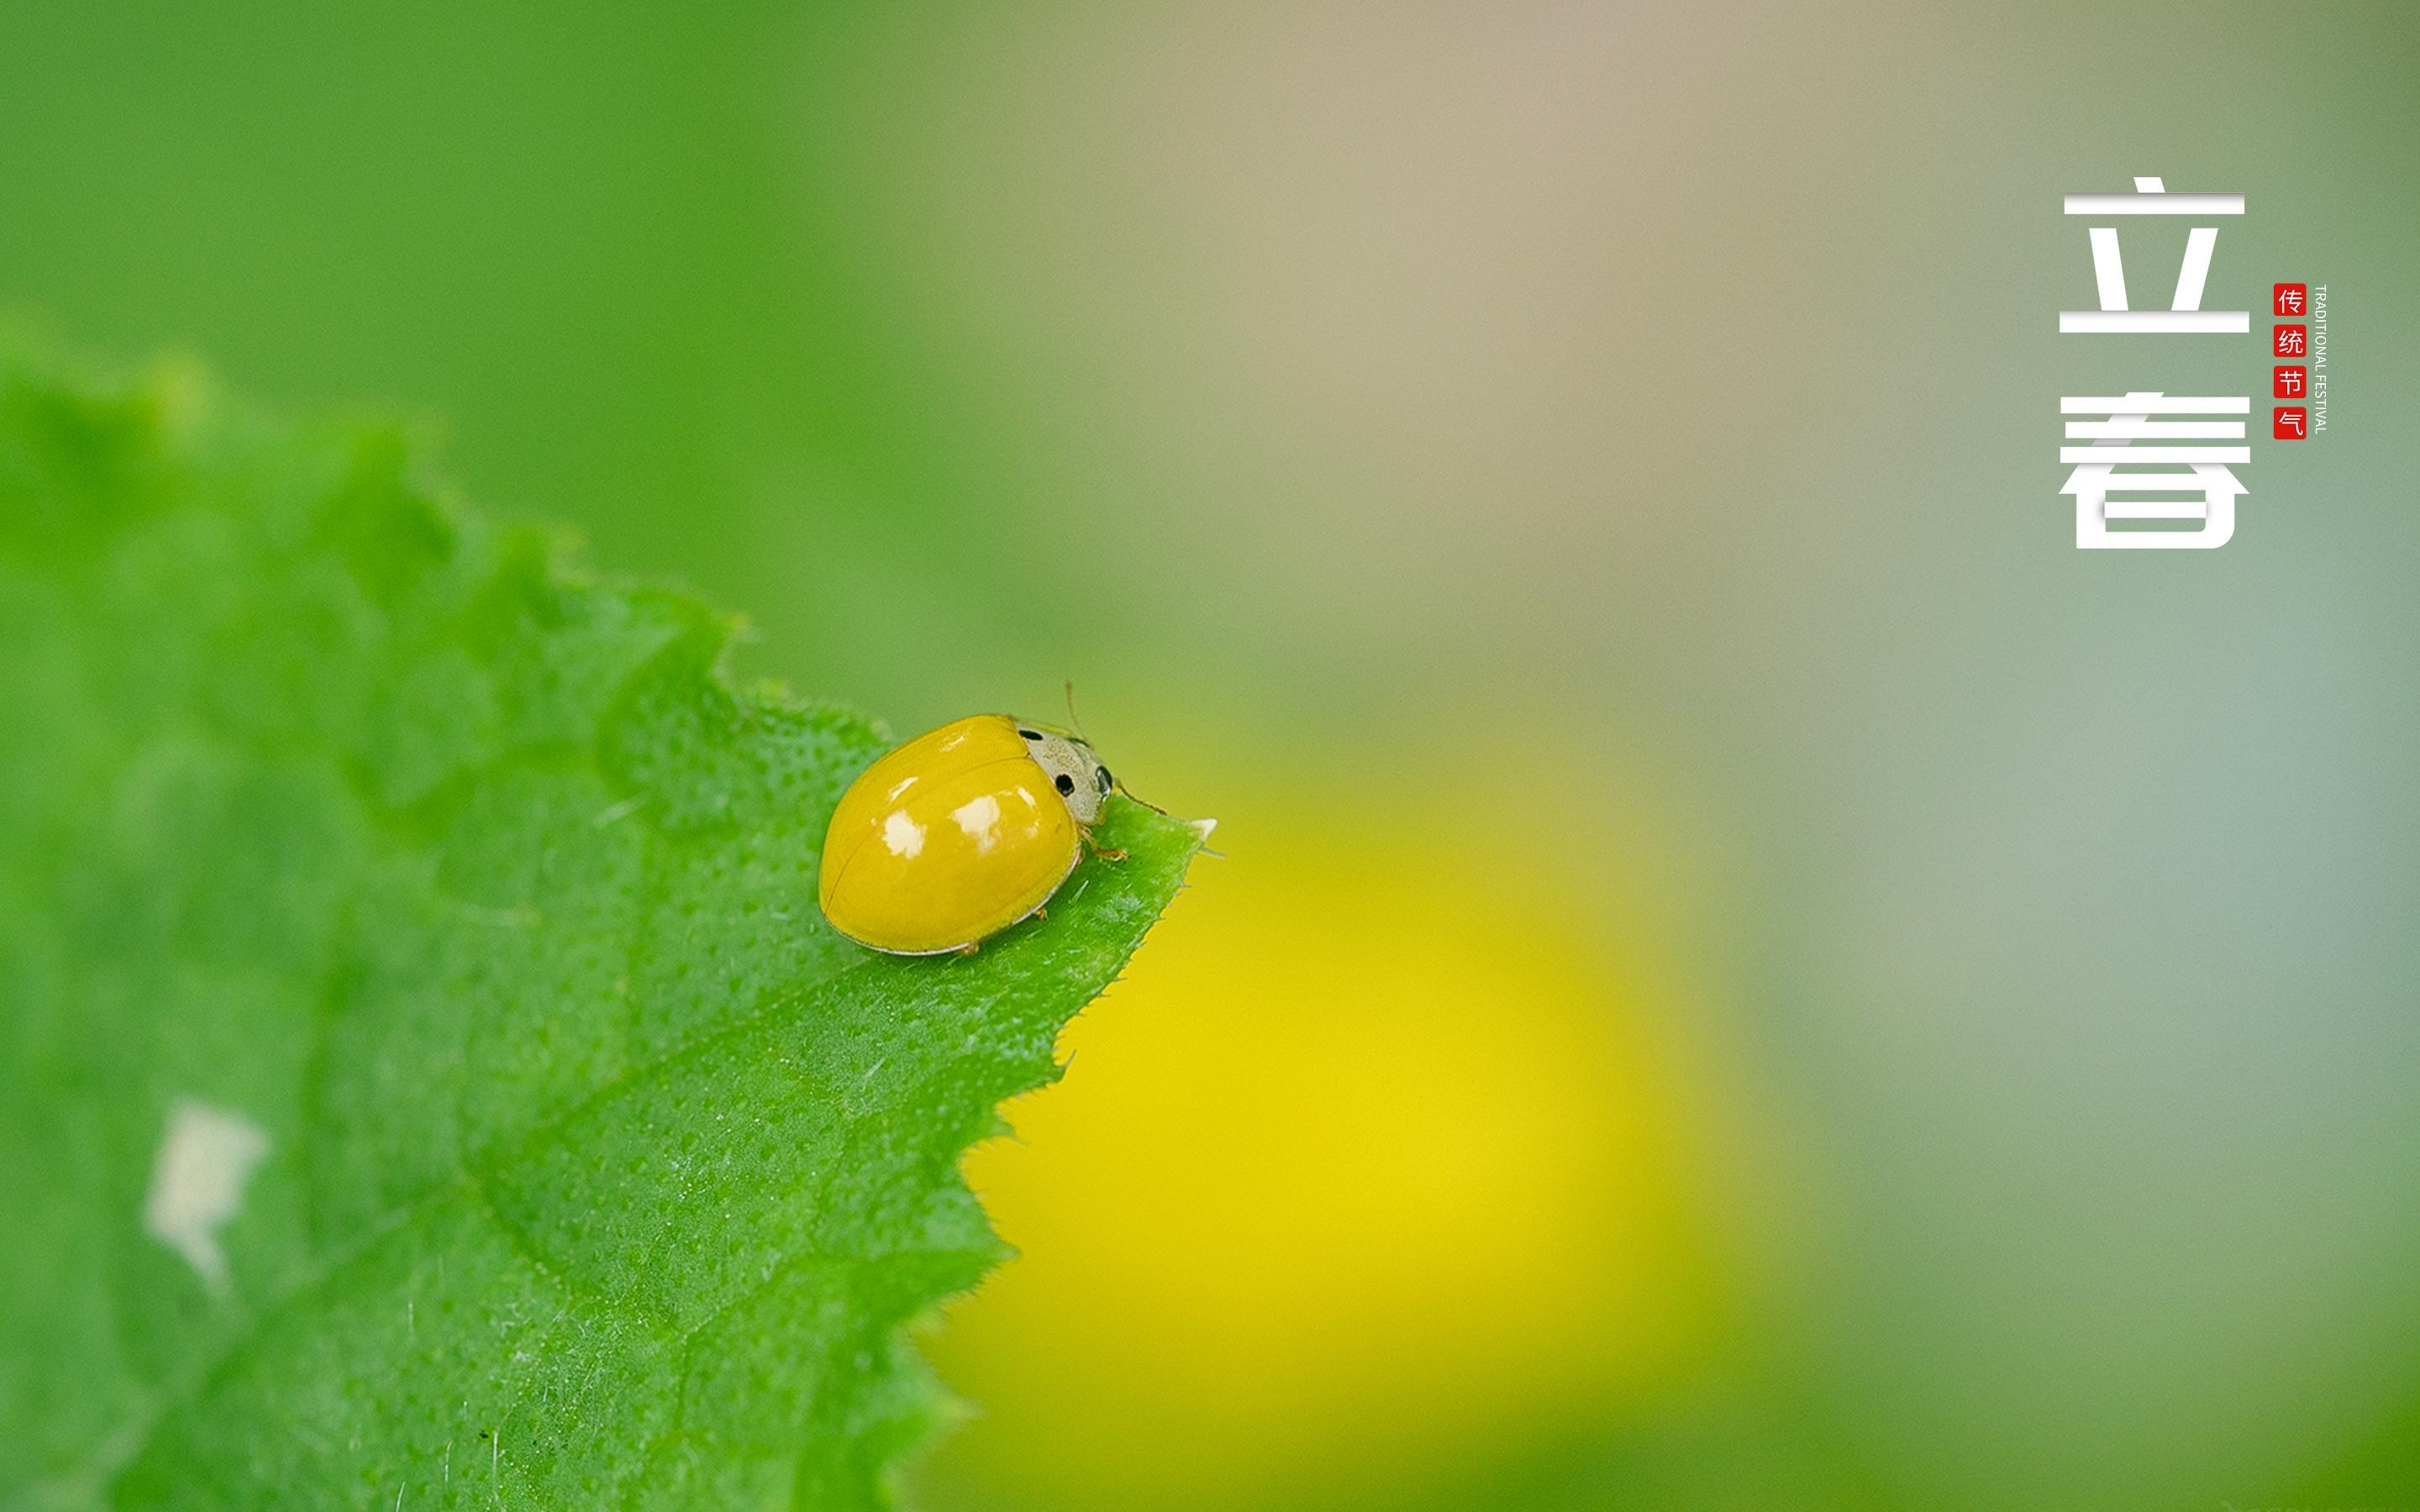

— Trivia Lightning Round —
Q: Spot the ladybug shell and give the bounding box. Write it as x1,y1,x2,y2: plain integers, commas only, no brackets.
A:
818,714,1081,954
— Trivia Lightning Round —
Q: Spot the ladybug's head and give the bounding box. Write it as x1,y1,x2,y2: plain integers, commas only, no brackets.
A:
1014,721,1111,826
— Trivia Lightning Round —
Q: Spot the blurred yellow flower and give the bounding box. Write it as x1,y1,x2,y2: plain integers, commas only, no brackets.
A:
918,769,1746,1509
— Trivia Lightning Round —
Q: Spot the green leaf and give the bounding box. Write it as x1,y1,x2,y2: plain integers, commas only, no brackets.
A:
0,346,1204,1510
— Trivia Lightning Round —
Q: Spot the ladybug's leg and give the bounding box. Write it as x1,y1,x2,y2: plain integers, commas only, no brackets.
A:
955,941,981,957
1081,827,1128,864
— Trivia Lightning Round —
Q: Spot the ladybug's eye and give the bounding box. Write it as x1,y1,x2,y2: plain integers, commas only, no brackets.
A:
1018,728,1042,741
1097,767,1113,793
1054,773,1076,795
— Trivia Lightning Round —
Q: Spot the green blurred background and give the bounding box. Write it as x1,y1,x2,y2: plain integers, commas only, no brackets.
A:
7,3,2419,1507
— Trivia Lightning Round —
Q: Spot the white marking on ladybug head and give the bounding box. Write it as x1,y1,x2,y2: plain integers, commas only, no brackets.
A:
144,1100,271,1294
1016,722,1107,826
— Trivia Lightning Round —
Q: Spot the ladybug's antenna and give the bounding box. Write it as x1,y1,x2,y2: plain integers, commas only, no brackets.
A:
1063,680,1093,744
1113,780,1174,819
1060,681,1196,834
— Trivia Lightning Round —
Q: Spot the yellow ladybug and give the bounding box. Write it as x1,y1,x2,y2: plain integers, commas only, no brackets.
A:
818,713,1123,955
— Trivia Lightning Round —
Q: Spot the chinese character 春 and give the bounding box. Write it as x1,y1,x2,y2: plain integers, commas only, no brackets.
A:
2274,365,2305,398
2274,407,2307,440
2275,324,2307,356
2274,283,2307,316
2061,391,2249,549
